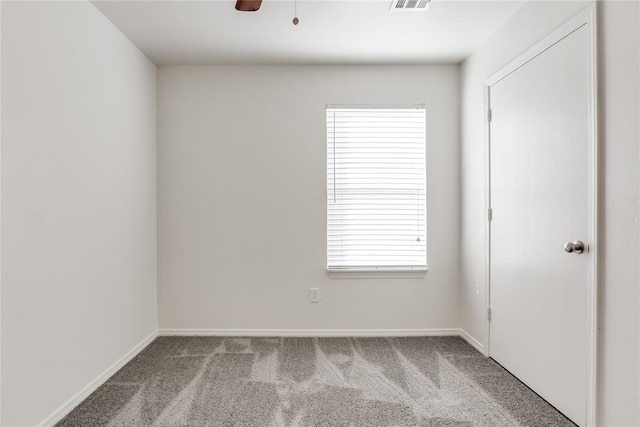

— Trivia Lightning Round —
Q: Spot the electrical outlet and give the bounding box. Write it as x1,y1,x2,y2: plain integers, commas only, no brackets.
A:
309,288,320,303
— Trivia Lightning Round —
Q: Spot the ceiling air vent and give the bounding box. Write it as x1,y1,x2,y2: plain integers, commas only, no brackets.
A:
390,0,432,11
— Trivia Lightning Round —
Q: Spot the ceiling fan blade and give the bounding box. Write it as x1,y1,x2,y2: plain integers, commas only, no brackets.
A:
235,0,262,12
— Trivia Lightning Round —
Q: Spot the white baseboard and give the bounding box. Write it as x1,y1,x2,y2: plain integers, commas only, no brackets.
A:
158,328,462,338
159,329,486,355
38,330,158,427
458,329,485,355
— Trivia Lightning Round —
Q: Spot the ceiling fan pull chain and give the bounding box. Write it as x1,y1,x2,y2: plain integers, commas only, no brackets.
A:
293,0,299,25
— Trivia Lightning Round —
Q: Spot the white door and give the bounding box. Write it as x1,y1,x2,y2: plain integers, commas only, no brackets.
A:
489,21,594,427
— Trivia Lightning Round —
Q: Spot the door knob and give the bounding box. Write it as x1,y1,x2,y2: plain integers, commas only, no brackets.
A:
564,240,585,254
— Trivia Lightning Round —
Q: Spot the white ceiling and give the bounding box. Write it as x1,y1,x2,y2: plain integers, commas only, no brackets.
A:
92,0,526,65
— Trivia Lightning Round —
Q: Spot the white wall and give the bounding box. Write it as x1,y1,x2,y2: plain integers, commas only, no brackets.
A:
597,2,640,425
460,1,640,425
158,65,460,332
1,2,157,425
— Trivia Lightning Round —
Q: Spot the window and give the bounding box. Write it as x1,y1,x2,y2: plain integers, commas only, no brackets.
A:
327,106,427,272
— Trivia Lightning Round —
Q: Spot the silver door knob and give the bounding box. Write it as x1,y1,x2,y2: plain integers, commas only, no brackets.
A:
564,240,585,254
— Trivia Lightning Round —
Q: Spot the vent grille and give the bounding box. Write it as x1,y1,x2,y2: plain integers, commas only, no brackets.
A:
391,0,432,11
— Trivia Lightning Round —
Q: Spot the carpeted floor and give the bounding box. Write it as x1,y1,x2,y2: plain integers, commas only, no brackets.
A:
57,336,575,426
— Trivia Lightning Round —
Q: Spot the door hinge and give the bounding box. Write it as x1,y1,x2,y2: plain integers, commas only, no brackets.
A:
488,208,493,221
487,109,492,122
487,307,492,321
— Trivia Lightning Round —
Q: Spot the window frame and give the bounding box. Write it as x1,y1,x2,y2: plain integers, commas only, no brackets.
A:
326,104,428,278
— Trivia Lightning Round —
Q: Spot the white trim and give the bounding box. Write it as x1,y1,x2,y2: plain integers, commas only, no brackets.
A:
328,269,427,279
459,329,485,354
484,5,598,427
326,104,425,110
585,6,598,426
0,1,3,423
158,328,462,338
159,329,485,355
485,9,592,87
38,330,159,427
638,5,640,426
484,79,492,360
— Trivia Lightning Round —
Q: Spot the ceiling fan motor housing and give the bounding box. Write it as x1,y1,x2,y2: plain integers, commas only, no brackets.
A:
235,0,262,12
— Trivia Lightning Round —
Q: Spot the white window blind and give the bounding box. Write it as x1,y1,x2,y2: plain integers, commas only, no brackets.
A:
327,106,427,271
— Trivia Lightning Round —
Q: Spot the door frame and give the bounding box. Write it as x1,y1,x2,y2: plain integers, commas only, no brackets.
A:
483,5,598,426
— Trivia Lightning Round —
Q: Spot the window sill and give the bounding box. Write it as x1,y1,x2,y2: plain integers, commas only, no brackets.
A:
327,268,428,279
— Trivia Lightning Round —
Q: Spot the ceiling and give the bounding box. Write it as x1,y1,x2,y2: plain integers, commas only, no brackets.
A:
92,0,526,65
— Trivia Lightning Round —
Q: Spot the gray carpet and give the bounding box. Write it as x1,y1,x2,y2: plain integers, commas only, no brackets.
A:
57,336,574,426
